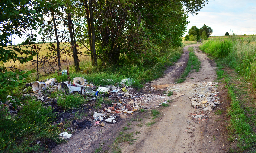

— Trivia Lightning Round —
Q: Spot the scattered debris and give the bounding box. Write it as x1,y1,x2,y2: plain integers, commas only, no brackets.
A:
189,82,219,111
32,81,46,92
105,116,116,123
59,132,72,139
93,112,105,121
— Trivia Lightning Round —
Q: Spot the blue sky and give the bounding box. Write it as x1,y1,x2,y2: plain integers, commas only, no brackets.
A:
185,0,256,36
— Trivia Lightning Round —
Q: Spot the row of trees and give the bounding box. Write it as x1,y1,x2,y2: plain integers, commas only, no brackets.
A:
1,0,209,71
185,24,213,41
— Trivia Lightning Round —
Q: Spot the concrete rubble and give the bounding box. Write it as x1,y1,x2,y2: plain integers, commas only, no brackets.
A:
167,81,219,112
166,82,220,123
189,82,219,111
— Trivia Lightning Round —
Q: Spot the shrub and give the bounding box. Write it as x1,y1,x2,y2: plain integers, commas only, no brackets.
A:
0,100,60,152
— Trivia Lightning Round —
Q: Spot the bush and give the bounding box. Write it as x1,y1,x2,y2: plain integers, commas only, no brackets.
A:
184,35,189,41
200,36,256,87
200,39,233,58
0,100,60,152
189,35,197,41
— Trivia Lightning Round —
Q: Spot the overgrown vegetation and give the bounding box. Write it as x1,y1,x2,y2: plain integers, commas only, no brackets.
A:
57,92,87,109
0,99,61,152
200,35,256,87
176,47,201,83
1,0,210,152
200,35,256,152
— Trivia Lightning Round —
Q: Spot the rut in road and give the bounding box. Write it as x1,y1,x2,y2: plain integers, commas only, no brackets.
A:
120,44,227,153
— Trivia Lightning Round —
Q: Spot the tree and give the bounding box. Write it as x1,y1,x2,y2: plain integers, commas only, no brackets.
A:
201,30,207,40
188,26,199,41
0,0,46,104
225,32,229,36
189,35,197,41
199,24,212,38
184,35,189,41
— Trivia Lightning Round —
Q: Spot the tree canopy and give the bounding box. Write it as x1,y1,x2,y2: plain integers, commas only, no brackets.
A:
187,24,212,41
1,0,210,68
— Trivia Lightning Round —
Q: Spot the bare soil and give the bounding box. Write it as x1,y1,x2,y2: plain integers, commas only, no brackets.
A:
51,44,231,153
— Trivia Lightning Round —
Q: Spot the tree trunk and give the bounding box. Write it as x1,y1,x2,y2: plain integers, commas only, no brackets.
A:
52,11,61,71
89,0,97,66
68,13,80,72
85,3,93,65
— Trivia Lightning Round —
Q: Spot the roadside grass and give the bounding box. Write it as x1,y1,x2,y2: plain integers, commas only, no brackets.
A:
200,36,256,152
200,35,256,87
176,47,201,83
151,109,160,119
217,66,256,152
42,46,183,89
167,91,173,96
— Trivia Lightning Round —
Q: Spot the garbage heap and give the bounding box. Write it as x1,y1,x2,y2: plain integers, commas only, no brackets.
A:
30,77,170,125
167,81,220,112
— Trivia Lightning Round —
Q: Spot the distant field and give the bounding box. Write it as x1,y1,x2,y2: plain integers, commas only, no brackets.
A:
3,42,91,74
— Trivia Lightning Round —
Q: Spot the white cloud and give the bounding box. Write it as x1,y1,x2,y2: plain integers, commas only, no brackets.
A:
185,0,256,36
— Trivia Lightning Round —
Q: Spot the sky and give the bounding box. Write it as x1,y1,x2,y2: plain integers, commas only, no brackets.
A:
185,0,256,36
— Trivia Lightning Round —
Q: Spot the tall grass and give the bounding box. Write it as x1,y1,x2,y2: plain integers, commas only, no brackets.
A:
201,35,256,151
200,36,256,87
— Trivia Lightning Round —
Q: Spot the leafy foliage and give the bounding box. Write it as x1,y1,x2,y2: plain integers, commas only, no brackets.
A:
199,24,213,38
187,24,212,41
188,26,200,41
0,99,61,152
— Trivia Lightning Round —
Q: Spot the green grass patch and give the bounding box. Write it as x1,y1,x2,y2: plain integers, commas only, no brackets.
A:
57,92,87,109
161,103,169,107
215,61,256,152
151,109,160,119
167,91,173,96
214,109,223,115
176,47,201,83
146,121,156,126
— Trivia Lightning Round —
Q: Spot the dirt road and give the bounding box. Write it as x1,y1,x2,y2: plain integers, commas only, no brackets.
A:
52,44,229,153
120,44,228,153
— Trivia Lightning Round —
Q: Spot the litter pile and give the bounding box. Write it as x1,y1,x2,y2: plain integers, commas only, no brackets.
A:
21,76,170,139
189,82,219,112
